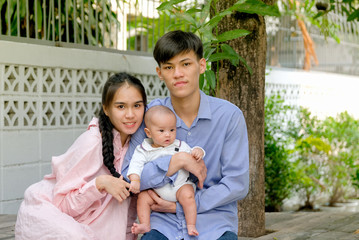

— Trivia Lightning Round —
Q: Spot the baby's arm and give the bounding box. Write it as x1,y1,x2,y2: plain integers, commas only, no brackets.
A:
127,145,149,194
129,174,141,194
191,147,205,161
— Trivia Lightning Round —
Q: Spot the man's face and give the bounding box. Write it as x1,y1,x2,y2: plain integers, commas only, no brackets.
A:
156,51,206,100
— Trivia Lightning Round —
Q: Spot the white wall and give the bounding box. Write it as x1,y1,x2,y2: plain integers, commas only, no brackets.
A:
265,67,359,119
0,41,166,213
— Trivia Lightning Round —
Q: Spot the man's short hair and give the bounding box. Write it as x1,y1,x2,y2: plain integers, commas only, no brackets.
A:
153,30,203,66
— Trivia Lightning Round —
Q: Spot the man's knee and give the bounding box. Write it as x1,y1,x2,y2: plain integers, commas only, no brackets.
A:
141,229,168,240
217,231,238,240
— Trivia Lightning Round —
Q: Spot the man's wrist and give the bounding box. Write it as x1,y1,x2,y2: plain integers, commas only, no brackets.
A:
167,153,184,176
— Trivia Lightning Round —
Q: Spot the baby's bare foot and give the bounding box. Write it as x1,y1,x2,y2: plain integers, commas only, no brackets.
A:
131,223,151,235
187,224,199,236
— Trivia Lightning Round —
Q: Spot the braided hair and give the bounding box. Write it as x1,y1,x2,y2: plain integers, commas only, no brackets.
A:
98,72,147,178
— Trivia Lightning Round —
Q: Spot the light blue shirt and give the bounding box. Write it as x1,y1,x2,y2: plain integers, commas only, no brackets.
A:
122,91,249,240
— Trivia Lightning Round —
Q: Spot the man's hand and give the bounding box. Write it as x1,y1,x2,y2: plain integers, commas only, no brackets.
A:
147,189,176,213
168,152,207,189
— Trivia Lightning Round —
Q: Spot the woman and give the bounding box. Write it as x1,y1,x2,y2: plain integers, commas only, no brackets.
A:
15,72,147,240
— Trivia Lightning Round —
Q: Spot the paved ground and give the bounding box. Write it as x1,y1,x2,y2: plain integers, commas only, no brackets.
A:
1,211,359,239
0,215,16,240
243,211,359,240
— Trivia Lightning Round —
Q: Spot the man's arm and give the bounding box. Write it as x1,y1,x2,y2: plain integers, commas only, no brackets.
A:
194,110,249,213
137,151,207,190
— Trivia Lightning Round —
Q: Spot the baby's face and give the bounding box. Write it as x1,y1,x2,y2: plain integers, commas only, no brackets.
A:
147,113,177,148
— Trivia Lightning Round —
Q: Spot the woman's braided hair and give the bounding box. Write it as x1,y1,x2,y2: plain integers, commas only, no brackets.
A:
98,72,147,178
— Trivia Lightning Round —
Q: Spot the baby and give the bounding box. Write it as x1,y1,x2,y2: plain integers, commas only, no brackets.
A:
127,105,205,236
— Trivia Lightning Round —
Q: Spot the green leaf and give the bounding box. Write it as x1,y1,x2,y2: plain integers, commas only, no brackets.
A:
221,44,238,56
175,12,197,27
203,47,216,60
19,0,26,18
347,9,359,21
221,44,240,66
205,10,232,29
157,0,186,11
34,0,42,33
199,73,205,90
313,11,326,19
186,8,203,14
0,0,6,10
216,29,251,42
205,70,216,89
231,0,247,8
231,0,281,17
207,52,239,62
238,55,253,75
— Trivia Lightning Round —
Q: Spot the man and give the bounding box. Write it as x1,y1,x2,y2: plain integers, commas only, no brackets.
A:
122,30,249,240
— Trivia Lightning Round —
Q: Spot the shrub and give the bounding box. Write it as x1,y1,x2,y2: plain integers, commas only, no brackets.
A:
264,96,359,211
264,95,296,211
319,112,359,204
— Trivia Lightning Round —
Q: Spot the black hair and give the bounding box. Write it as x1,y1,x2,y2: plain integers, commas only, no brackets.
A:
153,30,203,66
98,72,147,178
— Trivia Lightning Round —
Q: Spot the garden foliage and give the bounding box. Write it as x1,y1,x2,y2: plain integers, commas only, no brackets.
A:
265,95,359,211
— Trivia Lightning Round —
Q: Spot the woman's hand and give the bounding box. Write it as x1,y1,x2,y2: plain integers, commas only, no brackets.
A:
96,175,131,203
168,152,207,189
147,190,176,213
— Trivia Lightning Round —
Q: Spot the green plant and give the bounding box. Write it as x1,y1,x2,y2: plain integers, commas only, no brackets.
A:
287,107,330,210
293,135,330,209
319,112,359,205
157,0,280,95
264,95,297,211
264,96,359,210
290,109,359,207
341,0,359,22
0,0,118,46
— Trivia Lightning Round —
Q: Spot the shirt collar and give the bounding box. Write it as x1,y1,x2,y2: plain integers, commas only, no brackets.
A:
88,117,129,149
141,138,181,151
198,90,212,120
112,128,130,148
163,91,212,128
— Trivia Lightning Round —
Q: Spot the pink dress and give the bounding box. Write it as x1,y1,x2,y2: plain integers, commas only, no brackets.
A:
15,118,137,240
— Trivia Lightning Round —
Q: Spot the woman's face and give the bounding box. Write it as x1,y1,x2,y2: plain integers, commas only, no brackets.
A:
103,84,145,145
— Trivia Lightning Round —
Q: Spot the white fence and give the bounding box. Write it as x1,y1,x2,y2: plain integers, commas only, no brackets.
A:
265,67,359,119
1,41,358,214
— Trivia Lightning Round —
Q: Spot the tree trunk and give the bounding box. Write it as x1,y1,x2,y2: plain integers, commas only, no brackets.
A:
213,0,270,237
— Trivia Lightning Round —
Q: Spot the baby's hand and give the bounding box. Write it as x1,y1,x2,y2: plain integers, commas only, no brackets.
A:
129,181,140,194
191,148,204,161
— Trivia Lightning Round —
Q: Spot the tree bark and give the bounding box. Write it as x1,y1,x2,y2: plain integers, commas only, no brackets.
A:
213,0,270,237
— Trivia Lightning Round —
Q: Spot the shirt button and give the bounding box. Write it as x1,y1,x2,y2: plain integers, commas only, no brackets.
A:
188,132,191,136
